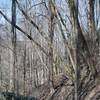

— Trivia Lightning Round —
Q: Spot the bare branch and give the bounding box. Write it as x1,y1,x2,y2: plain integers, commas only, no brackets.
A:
0,10,48,56
51,1,69,33
15,0,48,40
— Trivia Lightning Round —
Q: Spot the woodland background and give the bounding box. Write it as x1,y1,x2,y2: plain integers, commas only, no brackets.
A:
0,0,100,100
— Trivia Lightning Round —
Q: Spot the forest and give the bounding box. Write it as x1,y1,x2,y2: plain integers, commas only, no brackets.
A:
0,0,100,100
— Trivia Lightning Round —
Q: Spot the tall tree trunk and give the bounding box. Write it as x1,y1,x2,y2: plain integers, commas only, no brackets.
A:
87,0,96,44
68,0,98,99
23,43,26,96
48,0,55,82
0,48,2,90
10,0,16,92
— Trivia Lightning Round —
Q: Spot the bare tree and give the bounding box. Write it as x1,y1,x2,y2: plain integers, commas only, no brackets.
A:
9,0,17,92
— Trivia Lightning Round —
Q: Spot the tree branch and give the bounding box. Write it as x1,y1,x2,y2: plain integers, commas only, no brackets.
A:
15,0,48,40
0,10,48,56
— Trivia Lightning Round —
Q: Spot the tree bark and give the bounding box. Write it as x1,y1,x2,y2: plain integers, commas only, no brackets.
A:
48,0,55,82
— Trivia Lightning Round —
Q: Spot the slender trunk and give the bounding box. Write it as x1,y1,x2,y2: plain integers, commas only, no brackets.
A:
23,43,26,96
36,68,39,87
29,48,33,95
0,49,2,90
10,0,16,92
87,0,96,42
48,0,55,82
87,0,98,77
74,0,78,99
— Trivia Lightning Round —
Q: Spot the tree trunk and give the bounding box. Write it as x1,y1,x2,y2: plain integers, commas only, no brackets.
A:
10,0,16,92
48,0,55,82
87,0,96,43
